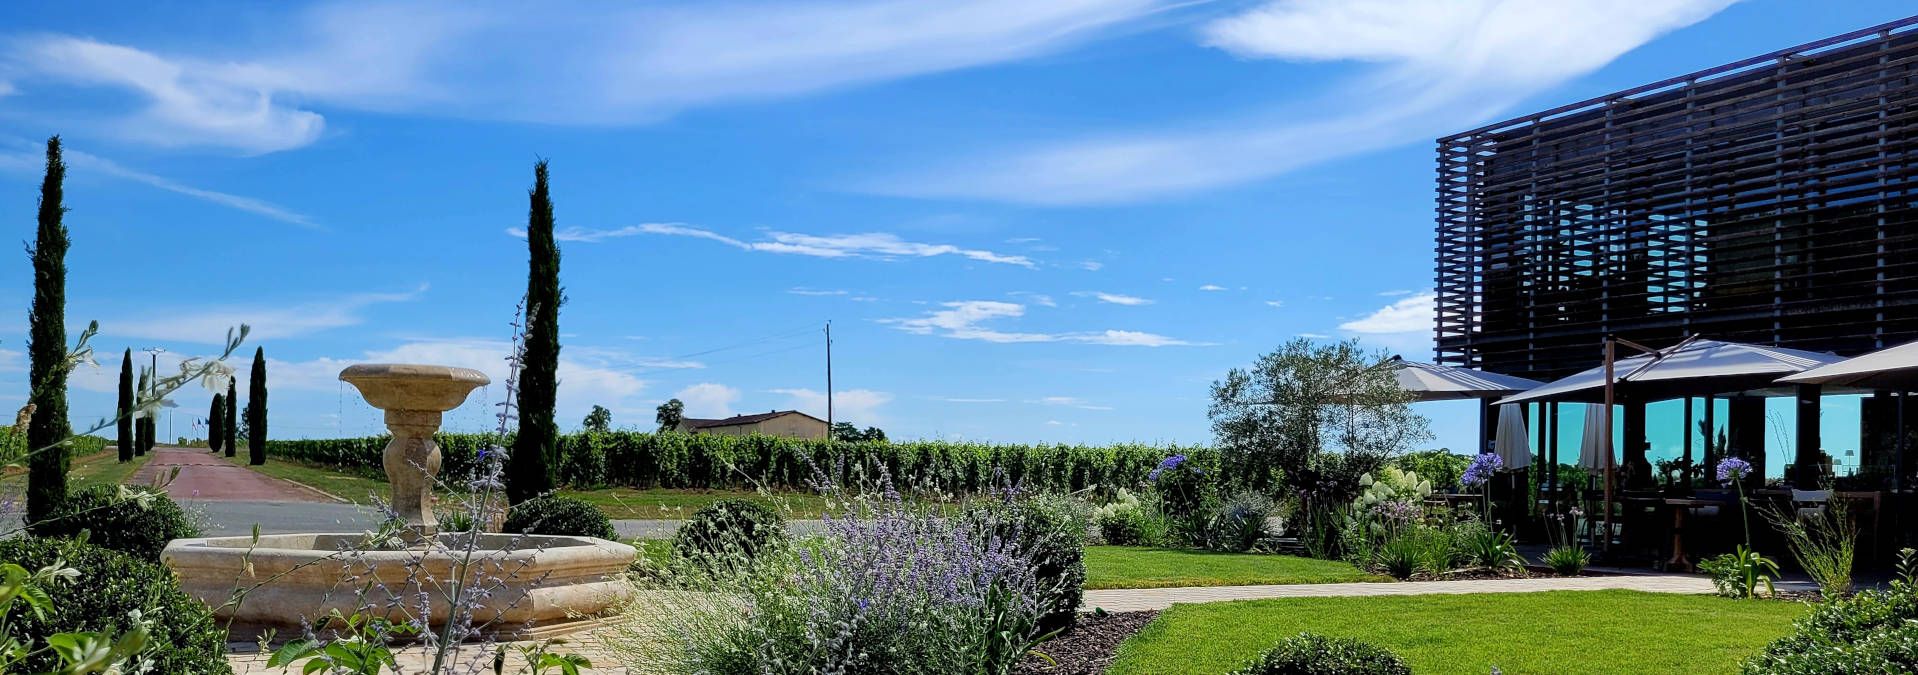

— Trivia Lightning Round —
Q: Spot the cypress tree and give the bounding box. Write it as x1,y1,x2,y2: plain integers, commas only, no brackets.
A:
223,378,238,458
207,393,223,454
133,370,149,458
507,160,560,504
247,346,266,465
25,136,69,524
116,349,134,462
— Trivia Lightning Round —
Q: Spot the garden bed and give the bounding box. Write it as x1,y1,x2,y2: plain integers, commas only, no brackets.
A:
1017,611,1159,675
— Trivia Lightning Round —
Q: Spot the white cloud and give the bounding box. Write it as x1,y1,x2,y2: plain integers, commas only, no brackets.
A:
271,338,650,422
787,288,850,296
770,387,892,425
1079,261,1104,271
1298,332,1332,339
880,300,1201,346
1198,284,1227,291
1339,291,1434,334
675,383,742,418
1031,395,1112,411
1,1,1169,153
1378,289,1414,297
0,141,314,226
1077,291,1152,306
110,285,426,343
937,396,1005,403
1264,300,1285,308
517,223,1035,268
1009,291,1056,307
871,0,1735,204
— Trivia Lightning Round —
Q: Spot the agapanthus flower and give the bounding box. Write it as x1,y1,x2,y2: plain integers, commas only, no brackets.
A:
1461,452,1503,489
1148,454,1188,482
1715,457,1753,485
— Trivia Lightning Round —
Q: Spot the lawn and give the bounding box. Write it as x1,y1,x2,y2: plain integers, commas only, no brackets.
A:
229,455,830,518
1108,590,1806,675
1084,547,1384,590
1,447,150,497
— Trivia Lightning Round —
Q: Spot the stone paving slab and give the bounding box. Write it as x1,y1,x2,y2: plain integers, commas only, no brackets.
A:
1081,575,1726,612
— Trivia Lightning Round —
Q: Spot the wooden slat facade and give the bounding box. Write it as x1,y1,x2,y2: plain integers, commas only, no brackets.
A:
1435,17,1918,380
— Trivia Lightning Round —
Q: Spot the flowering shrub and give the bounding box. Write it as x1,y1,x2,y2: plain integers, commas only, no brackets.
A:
1354,467,1432,511
611,493,1070,674
1150,453,1217,546
27,484,200,562
1459,453,1501,490
968,492,1088,635
1231,632,1411,675
1716,457,1753,484
1092,489,1163,546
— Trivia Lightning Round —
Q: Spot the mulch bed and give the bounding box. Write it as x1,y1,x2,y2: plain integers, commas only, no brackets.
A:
1017,611,1159,675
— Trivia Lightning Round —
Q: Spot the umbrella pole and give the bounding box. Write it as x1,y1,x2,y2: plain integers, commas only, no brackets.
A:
1603,337,1616,555
1898,392,1907,491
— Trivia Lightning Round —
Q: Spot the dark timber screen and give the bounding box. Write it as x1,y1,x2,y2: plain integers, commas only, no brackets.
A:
1434,17,1918,380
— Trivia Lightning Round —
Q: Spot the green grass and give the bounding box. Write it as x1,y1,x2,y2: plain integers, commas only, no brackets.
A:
1084,547,1385,590
229,455,830,518
1,448,151,498
1109,590,1806,675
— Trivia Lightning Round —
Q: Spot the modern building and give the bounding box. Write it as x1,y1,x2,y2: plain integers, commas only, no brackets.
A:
1431,17,1918,486
678,410,829,439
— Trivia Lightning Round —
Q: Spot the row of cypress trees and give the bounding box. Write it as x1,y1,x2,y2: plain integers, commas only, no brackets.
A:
110,345,265,463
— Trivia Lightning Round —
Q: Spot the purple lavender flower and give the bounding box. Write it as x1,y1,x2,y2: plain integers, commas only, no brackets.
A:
1715,457,1752,485
1460,452,1502,489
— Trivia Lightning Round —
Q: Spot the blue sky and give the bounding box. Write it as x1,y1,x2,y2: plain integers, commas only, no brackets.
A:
0,1,1910,453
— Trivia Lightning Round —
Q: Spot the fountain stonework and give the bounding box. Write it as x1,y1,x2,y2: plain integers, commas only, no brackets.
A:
162,363,637,640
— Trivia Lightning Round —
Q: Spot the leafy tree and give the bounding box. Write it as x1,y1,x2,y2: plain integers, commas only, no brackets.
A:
247,346,266,465
116,349,133,462
862,426,887,443
207,393,224,455
25,136,70,524
508,160,561,504
655,398,684,432
223,378,237,458
831,423,887,442
582,405,612,433
1208,338,1430,496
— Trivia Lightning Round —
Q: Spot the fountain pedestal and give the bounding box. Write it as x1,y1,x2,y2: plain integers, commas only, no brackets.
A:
337,363,490,534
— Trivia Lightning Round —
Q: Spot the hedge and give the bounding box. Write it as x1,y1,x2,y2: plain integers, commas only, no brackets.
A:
267,431,1213,495
0,427,109,466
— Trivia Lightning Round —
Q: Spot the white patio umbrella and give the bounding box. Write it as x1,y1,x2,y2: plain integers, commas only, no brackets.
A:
1577,404,1613,471
1496,339,1843,405
1391,358,1544,402
1492,403,1533,470
1777,338,1918,390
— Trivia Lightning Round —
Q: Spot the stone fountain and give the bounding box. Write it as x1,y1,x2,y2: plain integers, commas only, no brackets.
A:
163,363,637,640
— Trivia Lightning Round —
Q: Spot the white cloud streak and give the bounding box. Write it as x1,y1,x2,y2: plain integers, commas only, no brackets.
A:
514,223,1036,268
110,285,427,343
0,140,315,226
881,300,1201,346
1077,291,1152,306
870,0,1736,204
1339,291,1434,334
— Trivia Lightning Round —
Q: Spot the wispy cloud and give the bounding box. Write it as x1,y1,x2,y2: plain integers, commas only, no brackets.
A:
1076,291,1153,306
936,396,1006,403
272,337,650,421
787,287,850,296
0,140,315,227
1264,300,1285,308
881,300,1201,346
1079,261,1104,271
869,0,1736,204
675,382,742,418
771,387,893,425
1,1,1171,153
510,223,1035,268
1339,291,1434,334
1031,395,1113,410
1198,284,1227,291
110,285,426,343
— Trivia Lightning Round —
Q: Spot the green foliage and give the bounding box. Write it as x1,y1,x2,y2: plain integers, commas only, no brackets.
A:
1543,545,1589,576
831,422,888,443
247,346,267,465
1151,455,1219,547
1208,338,1431,495
1394,450,1470,492
1456,520,1523,570
1229,632,1411,675
1205,492,1276,553
671,498,787,570
1700,545,1780,599
970,493,1089,635
29,484,202,562
207,392,224,455
0,537,231,674
224,378,238,458
503,494,615,539
1742,549,1918,674
116,350,134,463
1761,498,1856,600
268,609,413,674
269,431,1217,497
655,398,683,432
582,405,612,433
1093,489,1163,546
510,160,562,504
26,135,71,525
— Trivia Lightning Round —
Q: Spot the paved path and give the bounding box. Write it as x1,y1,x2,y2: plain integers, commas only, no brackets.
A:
1081,574,1727,612
130,447,336,503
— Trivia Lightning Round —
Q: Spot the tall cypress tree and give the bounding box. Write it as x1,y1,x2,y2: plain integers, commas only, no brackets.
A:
116,349,134,462
507,160,560,504
223,378,238,458
207,393,223,454
25,136,69,524
133,370,149,457
247,346,266,465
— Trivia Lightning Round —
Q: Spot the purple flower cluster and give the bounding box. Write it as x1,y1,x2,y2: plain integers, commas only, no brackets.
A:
1716,457,1753,485
1370,499,1420,524
1460,452,1502,489
1149,454,1192,482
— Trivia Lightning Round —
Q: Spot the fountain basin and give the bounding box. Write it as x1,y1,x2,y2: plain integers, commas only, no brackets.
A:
163,532,636,640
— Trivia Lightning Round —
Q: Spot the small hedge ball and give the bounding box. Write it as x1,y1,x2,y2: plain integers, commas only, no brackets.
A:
671,499,786,568
1232,633,1412,675
28,484,200,562
502,495,617,539
0,537,233,674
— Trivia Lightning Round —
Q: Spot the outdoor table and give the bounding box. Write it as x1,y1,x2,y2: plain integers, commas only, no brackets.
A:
1663,497,1730,572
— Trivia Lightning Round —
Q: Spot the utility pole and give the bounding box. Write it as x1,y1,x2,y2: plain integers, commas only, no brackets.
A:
824,321,834,440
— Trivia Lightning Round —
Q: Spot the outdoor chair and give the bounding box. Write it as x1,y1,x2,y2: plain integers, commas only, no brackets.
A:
1791,489,1830,521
